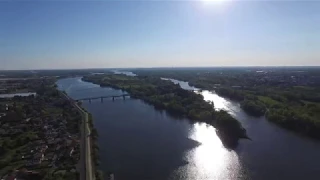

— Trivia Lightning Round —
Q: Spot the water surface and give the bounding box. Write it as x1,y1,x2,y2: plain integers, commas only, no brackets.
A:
163,77,320,180
57,76,320,180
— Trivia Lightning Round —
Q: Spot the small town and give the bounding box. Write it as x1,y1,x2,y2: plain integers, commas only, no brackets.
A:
0,78,81,180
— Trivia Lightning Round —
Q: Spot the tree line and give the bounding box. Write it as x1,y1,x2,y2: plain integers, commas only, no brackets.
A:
83,74,248,148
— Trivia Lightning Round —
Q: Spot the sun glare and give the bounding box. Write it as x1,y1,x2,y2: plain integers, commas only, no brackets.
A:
202,0,226,2
202,0,229,6
200,0,230,12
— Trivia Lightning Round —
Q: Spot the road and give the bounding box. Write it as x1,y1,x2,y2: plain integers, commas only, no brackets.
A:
75,102,94,180
60,92,94,180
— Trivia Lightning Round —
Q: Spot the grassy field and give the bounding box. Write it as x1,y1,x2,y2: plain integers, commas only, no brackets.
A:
257,96,283,108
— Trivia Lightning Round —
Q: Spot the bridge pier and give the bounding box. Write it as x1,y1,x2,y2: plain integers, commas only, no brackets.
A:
89,99,91,103
112,97,115,101
123,95,126,100
101,97,103,103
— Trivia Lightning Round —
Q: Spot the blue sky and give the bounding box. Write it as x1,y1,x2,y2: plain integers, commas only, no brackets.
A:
1,1,319,70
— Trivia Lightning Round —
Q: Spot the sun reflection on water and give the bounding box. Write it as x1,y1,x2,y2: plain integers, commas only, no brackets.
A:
197,90,239,117
171,123,241,180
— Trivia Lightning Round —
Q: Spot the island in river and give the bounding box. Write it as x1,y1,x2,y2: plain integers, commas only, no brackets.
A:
132,68,320,140
82,74,248,148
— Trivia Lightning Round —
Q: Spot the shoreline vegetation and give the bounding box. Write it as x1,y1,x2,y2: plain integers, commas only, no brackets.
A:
215,87,320,140
82,74,248,148
87,113,103,180
132,69,320,140
61,90,103,179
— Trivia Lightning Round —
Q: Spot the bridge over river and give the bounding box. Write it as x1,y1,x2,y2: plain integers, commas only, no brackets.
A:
76,94,130,102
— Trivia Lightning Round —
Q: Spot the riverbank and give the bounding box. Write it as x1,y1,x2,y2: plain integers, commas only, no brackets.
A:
59,92,95,180
82,74,248,148
60,91,103,180
87,113,104,180
132,70,320,141
190,80,320,140
214,87,320,140
57,76,320,180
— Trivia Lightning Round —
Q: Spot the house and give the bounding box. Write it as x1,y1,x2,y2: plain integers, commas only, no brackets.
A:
25,153,44,167
0,113,6,118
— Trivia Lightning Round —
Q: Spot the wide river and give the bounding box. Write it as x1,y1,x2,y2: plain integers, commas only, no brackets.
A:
57,76,320,180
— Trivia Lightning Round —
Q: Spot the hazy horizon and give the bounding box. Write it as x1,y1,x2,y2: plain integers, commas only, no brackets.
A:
1,65,320,72
1,1,320,70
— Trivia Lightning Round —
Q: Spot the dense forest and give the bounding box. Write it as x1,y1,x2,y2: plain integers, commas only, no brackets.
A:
82,74,248,148
132,68,320,140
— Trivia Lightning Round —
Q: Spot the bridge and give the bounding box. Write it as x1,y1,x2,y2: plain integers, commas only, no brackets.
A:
76,94,130,102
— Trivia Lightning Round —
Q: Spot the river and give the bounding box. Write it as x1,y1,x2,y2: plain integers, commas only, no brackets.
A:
57,75,320,180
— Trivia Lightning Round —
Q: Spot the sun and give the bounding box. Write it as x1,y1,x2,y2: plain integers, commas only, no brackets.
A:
201,0,230,9
202,0,228,4
200,0,230,13
202,0,224,2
